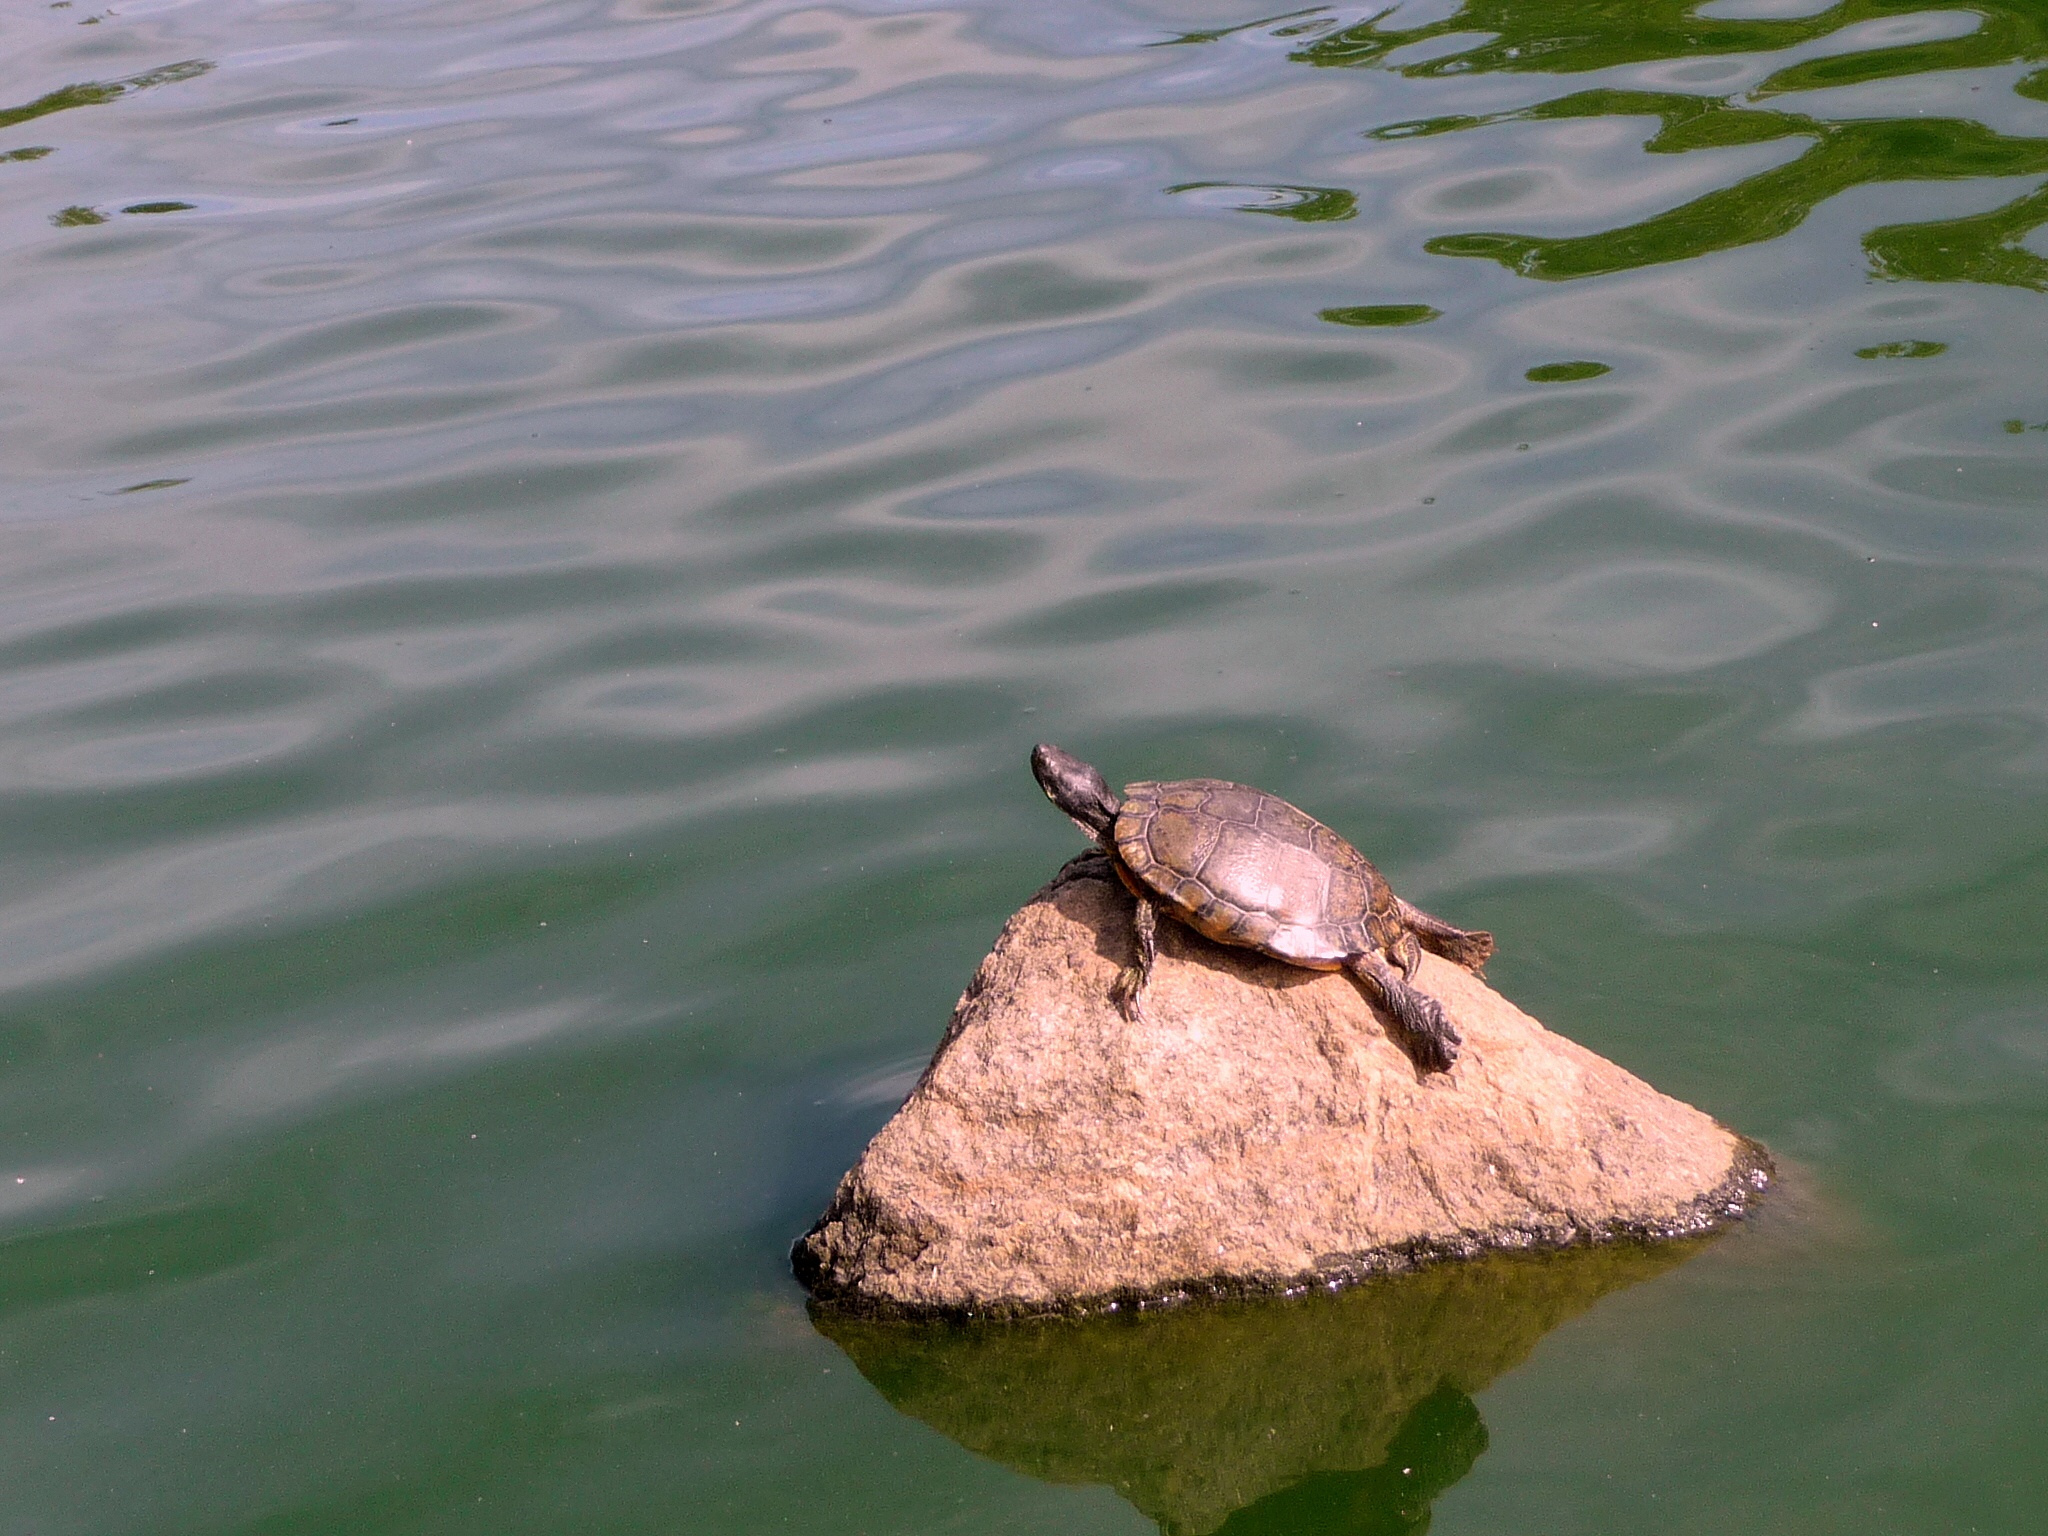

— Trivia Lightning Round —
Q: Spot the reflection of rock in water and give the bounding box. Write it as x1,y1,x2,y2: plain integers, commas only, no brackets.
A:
818,1240,1698,1536
1214,1384,1483,1536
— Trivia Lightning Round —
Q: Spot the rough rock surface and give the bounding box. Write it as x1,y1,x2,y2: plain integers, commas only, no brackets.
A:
795,868,1769,1315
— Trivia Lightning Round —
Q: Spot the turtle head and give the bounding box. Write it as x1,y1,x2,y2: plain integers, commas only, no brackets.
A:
1031,743,1120,845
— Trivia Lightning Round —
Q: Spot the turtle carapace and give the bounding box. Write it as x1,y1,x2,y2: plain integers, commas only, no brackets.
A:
1030,742,1493,1074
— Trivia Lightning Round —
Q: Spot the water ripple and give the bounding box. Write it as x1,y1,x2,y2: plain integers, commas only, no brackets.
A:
4,0,2048,1524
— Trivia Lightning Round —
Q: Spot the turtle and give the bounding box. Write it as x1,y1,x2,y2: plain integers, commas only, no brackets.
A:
1030,742,1494,1074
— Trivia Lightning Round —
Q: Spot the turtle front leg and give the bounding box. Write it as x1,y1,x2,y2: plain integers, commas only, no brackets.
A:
1393,896,1494,975
1346,950,1461,1074
1048,848,1115,892
1110,895,1158,1022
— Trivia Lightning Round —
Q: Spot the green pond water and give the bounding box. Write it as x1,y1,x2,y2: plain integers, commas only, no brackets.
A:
3,0,2047,1529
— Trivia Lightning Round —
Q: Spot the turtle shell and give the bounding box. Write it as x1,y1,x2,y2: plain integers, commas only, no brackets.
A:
1112,778,1394,968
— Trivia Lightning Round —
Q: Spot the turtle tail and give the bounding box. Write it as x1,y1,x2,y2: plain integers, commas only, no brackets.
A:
1394,897,1495,975
1423,926,1494,974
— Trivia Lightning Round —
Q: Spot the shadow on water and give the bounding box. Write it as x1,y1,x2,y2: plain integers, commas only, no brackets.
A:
815,1240,1704,1536
1174,0,2048,289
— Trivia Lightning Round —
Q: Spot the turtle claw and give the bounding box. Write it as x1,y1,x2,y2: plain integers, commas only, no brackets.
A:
1110,967,1148,1022
1346,952,1461,1075
1395,994,1461,1076
1402,1005,1461,1075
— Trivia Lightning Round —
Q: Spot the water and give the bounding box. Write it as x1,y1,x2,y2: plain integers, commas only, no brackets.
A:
2,0,2045,1529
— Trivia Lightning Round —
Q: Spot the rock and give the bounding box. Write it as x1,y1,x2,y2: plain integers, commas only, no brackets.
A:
815,1240,1698,1536
794,867,1769,1316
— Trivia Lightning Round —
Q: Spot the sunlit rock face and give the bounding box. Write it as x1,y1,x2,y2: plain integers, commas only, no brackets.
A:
794,869,1768,1315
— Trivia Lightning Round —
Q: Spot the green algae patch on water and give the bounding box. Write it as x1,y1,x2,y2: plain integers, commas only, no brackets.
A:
1856,340,1947,359
0,59,212,130
1187,2,2048,295
1319,303,1442,327
1526,360,1613,383
1167,181,1358,222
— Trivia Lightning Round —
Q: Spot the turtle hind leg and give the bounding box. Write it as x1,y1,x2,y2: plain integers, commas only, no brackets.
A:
1110,893,1158,1022
1346,950,1461,1074
1393,896,1494,975
1391,925,1423,980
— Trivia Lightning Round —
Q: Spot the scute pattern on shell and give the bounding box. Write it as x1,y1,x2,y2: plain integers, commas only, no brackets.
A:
1114,778,1395,967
